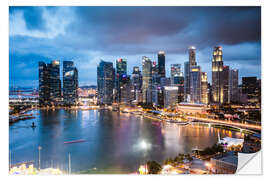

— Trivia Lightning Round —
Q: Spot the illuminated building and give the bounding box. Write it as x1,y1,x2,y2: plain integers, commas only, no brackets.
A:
97,60,114,105
158,51,166,78
201,72,208,104
119,74,132,104
242,77,260,104
184,61,190,101
185,46,197,102
38,60,61,106
142,56,152,104
223,66,230,104
190,66,201,103
170,64,181,85
63,61,78,105
212,46,224,104
171,64,184,103
152,61,160,84
116,58,127,103
229,69,239,103
164,86,178,108
210,152,238,174
131,66,142,103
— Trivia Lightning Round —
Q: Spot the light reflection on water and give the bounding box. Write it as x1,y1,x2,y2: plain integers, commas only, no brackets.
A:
9,109,243,174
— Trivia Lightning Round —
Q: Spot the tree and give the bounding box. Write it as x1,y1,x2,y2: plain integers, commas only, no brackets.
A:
147,161,162,174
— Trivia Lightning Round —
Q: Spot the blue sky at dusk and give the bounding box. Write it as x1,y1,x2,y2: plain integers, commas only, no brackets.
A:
9,6,261,87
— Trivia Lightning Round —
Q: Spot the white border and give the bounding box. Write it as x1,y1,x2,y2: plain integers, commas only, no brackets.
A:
2,0,269,180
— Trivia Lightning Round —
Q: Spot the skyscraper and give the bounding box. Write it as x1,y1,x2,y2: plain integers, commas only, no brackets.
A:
142,56,152,104
63,61,78,105
158,51,166,78
131,66,142,103
242,77,260,104
212,46,224,104
38,60,61,106
189,46,197,67
116,58,127,103
184,61,190,102
190,66,201,103
229,69,239,103
97,60,114,105
170,64,181,85
223,66,230,104
201,72,208,104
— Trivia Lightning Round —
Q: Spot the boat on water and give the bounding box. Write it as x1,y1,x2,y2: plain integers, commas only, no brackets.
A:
64,139,86,144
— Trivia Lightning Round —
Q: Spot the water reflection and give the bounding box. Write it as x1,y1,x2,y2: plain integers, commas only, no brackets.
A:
9,109,242,173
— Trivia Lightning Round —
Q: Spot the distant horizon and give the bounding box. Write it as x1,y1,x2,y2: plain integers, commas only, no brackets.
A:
9,6,261,87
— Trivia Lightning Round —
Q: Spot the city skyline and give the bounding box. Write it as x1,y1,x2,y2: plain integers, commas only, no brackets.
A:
9,6,261,87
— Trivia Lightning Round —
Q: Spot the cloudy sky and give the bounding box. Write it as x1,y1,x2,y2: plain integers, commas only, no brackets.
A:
9,6,261,87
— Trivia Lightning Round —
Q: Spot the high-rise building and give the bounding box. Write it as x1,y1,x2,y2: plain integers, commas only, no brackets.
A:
170,64,181,85
212,46,224,104
152,61,160,85
201,72,208,104
164,86,178,108
223,66,230,104
184,61,190,101
131,66,142,103
63,61,78,105
189,46,197,67
242,77,260,104
190,66,201,103
158,51,166,78
119,74,132,104
142,56,152,104
229,69,239,103
116,58,127,103
97,60,114,105
38,60,61,106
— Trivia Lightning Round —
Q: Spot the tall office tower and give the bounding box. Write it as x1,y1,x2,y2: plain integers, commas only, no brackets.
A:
184,61,190,101
116,58,127,103
157,86,164,108
212,46,224,104
201,72,208,104
39,62,50,105
190,66,201,103
242,77,260,104
170,64,181,85
38,60,61,106
97,60,114,105
164,86,179,108
131,66,142,103
158,51,166,78
152,61,160,84
63,61,78,105
223,66,230,104
229,69,239,104
189,46,197,67
178,75,185,103
119,74,132,104
142,56,152,104
160,77,171,87
152,84,158,106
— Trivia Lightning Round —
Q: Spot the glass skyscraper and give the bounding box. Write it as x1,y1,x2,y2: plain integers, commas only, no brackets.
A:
158,51,166,78
63,61,78,105
190,65,201,103
97,60,114,105
142,56,152,104
38,60,61,106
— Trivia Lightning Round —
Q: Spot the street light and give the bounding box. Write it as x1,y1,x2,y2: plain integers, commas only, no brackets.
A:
38,146,42,171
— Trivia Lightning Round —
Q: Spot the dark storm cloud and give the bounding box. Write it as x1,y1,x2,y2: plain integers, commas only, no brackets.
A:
9,6,261,87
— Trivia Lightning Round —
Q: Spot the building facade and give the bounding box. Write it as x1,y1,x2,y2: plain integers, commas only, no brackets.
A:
142,56,152,104
97,60,114,105
38,60,61,106
158,51,166,78
63,61,78,105
223,66,230,104
201,72,208,104
190,66,201,103
229,69,239,103
164,86,179,108
212,46,224,104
